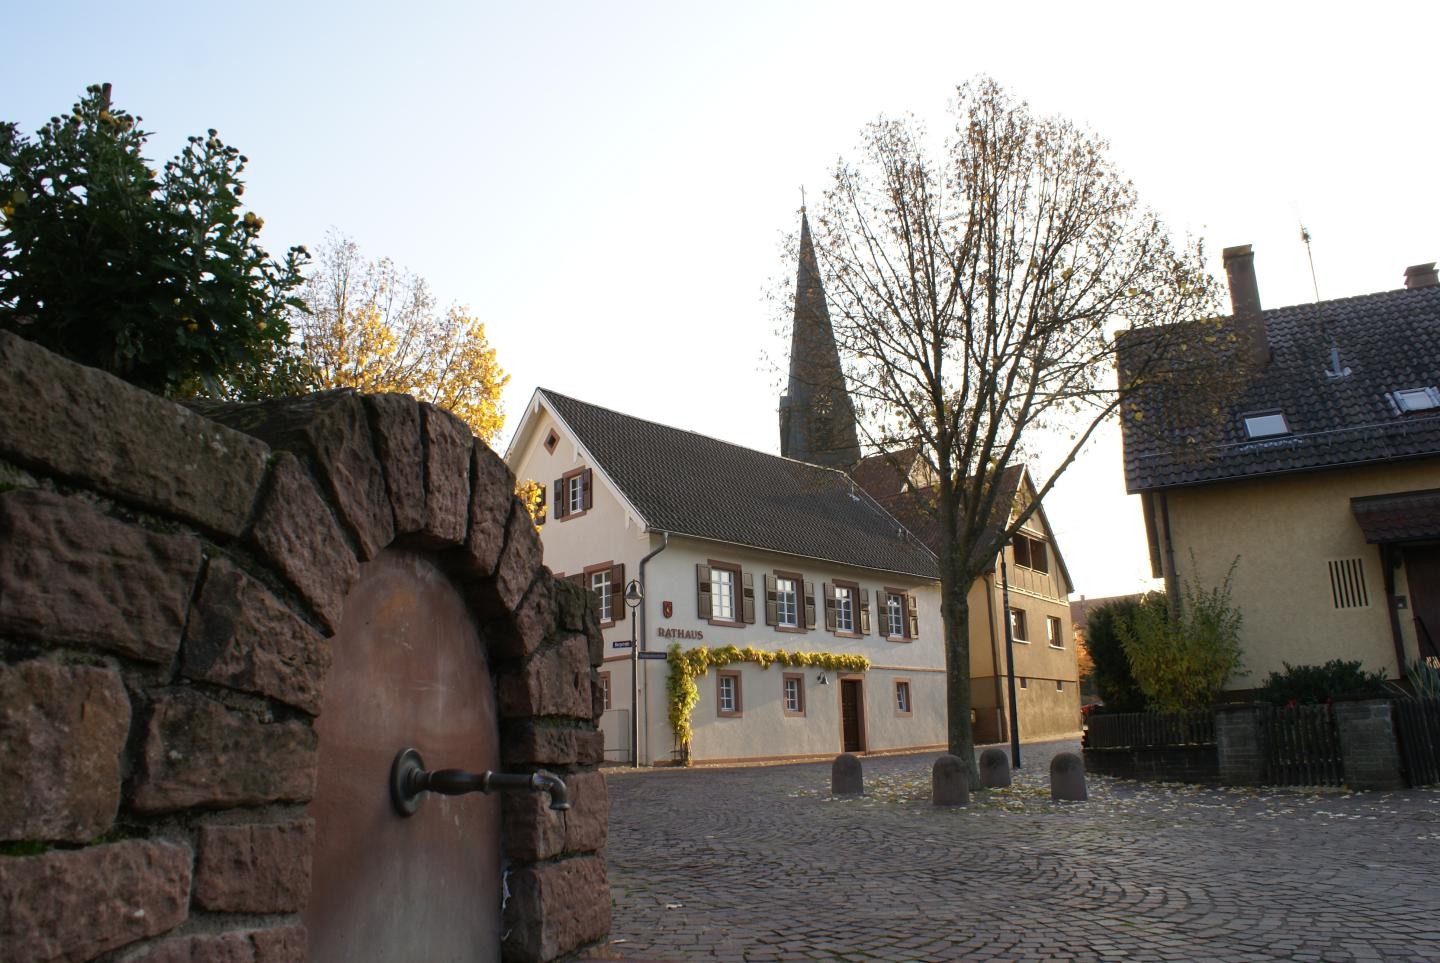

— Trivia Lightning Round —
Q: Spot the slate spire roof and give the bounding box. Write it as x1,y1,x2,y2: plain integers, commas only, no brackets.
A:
778,210,861,469
1120,284,1440,492
537,388,938,579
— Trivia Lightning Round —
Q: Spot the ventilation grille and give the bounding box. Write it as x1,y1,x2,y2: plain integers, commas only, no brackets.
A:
1328,558,1369,609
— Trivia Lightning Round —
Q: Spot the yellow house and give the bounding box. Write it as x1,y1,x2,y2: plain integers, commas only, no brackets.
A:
853,452,1079,743
1119,247,1440,687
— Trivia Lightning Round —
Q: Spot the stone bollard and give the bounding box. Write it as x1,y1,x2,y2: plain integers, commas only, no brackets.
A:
979,747,1012,788
932,754,970,806
1050,751,1088,801
831,753,863,795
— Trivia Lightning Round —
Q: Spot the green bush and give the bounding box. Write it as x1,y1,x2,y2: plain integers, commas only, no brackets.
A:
1119,562,1244,711
0,84,311,398
1257,659,1389,705
1084,596,1148,713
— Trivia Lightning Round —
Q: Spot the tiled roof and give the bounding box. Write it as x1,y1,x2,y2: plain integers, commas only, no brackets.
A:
1120,285,1440,491
538,389,939,580
1351,488,1440,544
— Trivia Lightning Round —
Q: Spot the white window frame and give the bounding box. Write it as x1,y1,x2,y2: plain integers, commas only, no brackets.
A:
711,568,736,621
717,672,740,715
775,576,799,628
835,585,855,633
886,593,905,638
599,671,612,710
895,680,911,714
1046,615,1063,649
784,676,802,713
566,473,585,513
591,569,613,623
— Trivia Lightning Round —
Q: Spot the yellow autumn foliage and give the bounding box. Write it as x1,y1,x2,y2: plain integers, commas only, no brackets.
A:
294,232,508,442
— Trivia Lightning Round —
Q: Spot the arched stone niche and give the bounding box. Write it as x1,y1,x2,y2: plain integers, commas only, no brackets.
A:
0,331,609,962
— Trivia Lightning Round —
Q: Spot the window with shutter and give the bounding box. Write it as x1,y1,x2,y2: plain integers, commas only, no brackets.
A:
883,588,913,641
769,570,806,632
830,581,861,636
558,467,590,521
702,560,746,626
582,561,625,626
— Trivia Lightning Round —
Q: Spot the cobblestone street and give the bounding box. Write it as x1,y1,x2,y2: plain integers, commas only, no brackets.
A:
594,741,1440,962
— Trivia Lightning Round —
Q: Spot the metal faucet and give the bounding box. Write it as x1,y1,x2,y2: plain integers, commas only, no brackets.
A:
389,748,570,816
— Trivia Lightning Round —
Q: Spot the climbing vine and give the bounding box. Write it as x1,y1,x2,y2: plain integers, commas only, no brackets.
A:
665,644,870,764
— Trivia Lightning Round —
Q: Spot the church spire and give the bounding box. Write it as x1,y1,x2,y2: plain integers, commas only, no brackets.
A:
779,209,861,468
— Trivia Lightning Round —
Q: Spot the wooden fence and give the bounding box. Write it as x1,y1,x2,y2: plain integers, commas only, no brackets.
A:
1394,698,1440,786
1260,704,1343,786
1086,709,1215,750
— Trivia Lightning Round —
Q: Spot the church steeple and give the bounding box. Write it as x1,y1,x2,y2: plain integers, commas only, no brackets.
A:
779,209,861,468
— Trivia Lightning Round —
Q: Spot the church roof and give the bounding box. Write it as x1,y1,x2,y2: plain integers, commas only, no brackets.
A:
535,388,939,580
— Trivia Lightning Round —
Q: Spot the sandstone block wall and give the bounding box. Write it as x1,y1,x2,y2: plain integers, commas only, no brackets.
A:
0,331,609,962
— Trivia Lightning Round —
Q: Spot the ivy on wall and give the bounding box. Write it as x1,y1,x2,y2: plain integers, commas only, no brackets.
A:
665,644,870,764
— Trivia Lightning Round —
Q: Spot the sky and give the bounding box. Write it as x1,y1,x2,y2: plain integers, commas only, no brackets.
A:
8,1,1438,599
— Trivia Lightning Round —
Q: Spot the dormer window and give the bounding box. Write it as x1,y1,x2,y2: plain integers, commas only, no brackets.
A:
1391,387,1440,414
1243,411,1290,439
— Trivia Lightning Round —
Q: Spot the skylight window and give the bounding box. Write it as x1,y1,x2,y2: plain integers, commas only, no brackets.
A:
1242,411,1290,439
1392,387,1440,414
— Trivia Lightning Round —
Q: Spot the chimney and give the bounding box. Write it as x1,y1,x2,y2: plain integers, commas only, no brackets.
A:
1222,244,1262,316
1221,244,1270,366
1404,262,1439,289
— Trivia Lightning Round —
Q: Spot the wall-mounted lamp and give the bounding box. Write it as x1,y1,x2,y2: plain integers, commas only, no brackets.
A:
816,672,830,686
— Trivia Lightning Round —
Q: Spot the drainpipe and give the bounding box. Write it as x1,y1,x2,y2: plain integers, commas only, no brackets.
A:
633,531,669,767
1380,544,1409,676
1158,491,1179,617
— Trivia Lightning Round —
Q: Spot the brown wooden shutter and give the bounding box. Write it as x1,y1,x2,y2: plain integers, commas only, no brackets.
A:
859,590,871,635
610,563,626,621
877,590,887,634
763,574,778,626
581,468,594,510
696,564,712,619
803,581,816,629
741,571,755,624
553,478,566,519
907,593,919,639
823,582,836,631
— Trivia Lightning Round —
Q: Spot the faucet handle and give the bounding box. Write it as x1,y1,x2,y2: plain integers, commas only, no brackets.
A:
389,748,571,816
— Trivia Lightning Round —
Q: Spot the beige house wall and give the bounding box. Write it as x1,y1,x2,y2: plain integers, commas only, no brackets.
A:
1157,459,1440,687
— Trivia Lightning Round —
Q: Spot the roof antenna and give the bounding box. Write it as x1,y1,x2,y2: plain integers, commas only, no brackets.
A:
1304,224,1351,380
800,185,806,214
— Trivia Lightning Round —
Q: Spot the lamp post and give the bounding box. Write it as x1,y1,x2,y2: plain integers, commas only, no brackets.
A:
624,579,643,769
1000,544,1021,769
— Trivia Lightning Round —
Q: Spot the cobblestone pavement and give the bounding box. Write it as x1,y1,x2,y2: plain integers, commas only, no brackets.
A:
593,741,1440,962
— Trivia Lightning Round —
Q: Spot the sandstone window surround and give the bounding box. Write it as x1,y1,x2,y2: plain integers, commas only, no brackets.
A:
696,561,754,627
782,672,805,716
553,466,592,521
824,580,868,637
880,588,919,642
764,571,815,632
894,679,912,716
717,670,742,716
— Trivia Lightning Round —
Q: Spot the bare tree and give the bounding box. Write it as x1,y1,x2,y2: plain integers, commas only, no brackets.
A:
808,78,1223,780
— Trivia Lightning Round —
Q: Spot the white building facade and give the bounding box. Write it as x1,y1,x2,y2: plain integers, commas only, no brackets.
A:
507,388,946,765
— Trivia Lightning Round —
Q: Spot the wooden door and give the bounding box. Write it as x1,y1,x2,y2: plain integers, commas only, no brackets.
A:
1404,545,1440,661
304,550,501,962
840,679,866,752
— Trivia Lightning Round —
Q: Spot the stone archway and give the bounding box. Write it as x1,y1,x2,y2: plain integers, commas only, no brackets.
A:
0,331,609,963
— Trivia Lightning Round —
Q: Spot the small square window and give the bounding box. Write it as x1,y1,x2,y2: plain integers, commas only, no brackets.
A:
1020,677,1029,689
543,429,560,454
1243,411,1290,439
1056,679,1064,692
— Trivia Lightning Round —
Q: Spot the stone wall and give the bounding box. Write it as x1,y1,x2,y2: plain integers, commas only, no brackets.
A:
0,331,609,962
